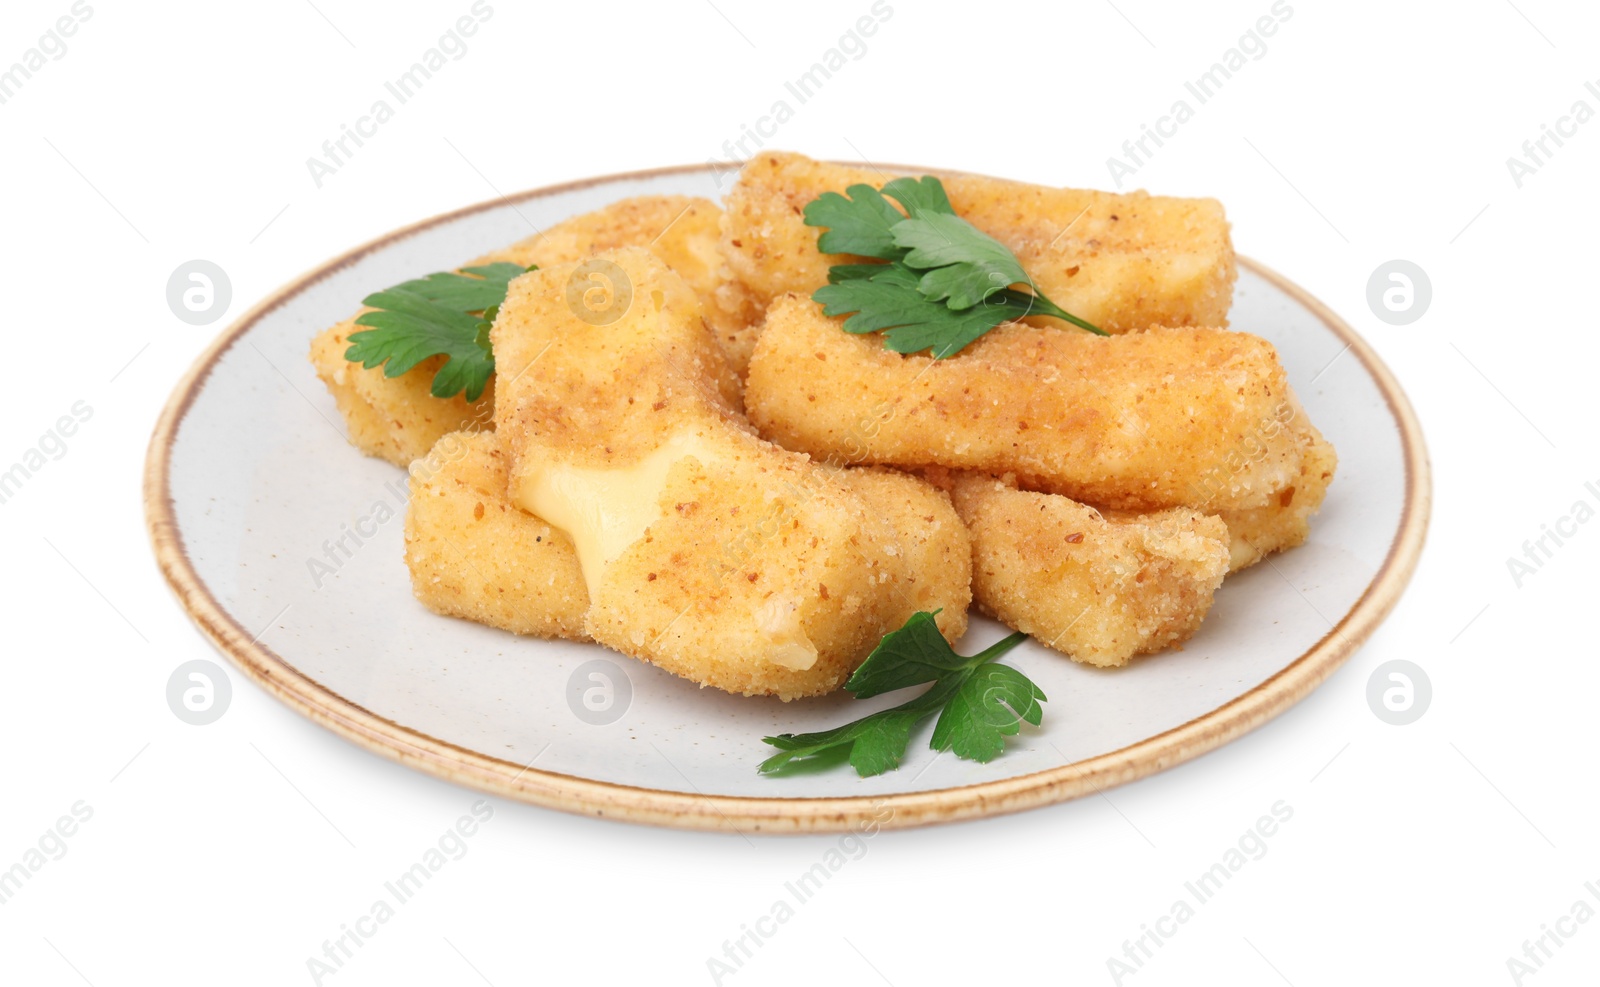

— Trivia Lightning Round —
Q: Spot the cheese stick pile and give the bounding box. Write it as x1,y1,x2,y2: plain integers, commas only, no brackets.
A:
311,152,1335,695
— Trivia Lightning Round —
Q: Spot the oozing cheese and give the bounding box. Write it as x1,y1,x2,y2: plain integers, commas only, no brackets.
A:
514,433,722,598
753,595,818,671
514,431,822,672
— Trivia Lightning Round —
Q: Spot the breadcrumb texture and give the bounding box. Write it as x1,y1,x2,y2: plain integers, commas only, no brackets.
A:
831,466,972,635
483,194,763,375
309,195,759,467
949,472,1230,667
1218,405,1338,570
719,151,1236,332
746,294,1305,512
403,431,590,640
491,247,968,699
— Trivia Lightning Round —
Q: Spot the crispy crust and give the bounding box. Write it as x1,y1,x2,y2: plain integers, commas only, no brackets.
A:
830,465,971,643
1218,405,1338,570
403,431,590,639
746,294,1304,512
948,472,1230,667
401,437,972,665
480,194,763,376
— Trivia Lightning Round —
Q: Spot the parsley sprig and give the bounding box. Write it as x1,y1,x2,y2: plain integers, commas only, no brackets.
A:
804,177,1105,358
344,262,533,402
760,612,1046,777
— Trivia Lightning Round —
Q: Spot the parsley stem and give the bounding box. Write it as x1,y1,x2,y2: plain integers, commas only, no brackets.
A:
1024,293,1110,336
759,615,1043,777
970,630,1030,667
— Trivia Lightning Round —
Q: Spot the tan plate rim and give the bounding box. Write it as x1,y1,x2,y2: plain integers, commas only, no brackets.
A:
144,161,1432,834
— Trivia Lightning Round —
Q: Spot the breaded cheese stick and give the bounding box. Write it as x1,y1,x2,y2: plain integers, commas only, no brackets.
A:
1217,412,1337,571
402,437,969,651
831,466,972,628
746,294,1304,512
310,196,759,467
403,431,590,640
720,151,1236,333
483,195,762,373
949,472,1230,667
309,330,494,468
491,247,968,699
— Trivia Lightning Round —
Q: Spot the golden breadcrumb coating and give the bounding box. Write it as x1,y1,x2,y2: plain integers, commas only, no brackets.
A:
948,472,1230,667
482,194,763,374
719,150,1236,333
830,466,972,636
746,294,1304,512
490,247,968,699
1218,404,1338,570
309,195,759,467
402,439,969,657
403,431,590,639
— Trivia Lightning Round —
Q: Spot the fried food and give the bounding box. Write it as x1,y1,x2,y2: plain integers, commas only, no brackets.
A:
401,438,972,659
948,472,1230,667
831,466,973,627
309,195,759,467
720,151,1236,333
484,195,763,374
745,294,1305,512
403,431,590,639
1218,409,1337,570
490,247,968,699
310,148,1341,714
309,329,494,467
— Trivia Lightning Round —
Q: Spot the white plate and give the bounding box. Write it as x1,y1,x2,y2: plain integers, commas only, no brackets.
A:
145,163,1430,833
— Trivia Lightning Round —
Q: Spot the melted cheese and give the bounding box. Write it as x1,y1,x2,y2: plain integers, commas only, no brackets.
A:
515,432,821,672
753,596,818,670
516,433,722,597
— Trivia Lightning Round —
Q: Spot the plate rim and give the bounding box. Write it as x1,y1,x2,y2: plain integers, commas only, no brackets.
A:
143,161,1432,834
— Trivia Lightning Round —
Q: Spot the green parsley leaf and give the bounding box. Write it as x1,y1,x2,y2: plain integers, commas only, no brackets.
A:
814,266,1015,359
802,184,908,259
826,263,892,284
759,612,1044,777
804,176,1107,357
930,661,1047,763
816,263,1076,359
892,211,1032,310
880,175,955,217
344,262,531,403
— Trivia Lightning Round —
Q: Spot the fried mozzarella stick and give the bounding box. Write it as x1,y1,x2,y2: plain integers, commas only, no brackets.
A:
833,466,974,623
1217,412,1337,571
310,195,759,467
491,247,968,699
720,151,1236,333
949,473,1231,667
403,431,590,640
746,295,1305,512
480,196,762,374
402,440,972,652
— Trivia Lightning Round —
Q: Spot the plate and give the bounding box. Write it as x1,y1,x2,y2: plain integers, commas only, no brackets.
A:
145,163,1430,833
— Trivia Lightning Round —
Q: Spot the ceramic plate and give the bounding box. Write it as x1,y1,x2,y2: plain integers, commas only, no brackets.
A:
145,163,1429,833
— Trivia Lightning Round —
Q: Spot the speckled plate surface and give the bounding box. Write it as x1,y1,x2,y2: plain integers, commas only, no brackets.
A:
145,163,1429,833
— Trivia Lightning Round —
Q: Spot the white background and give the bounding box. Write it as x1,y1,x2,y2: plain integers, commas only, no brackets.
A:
1,0,1596,984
